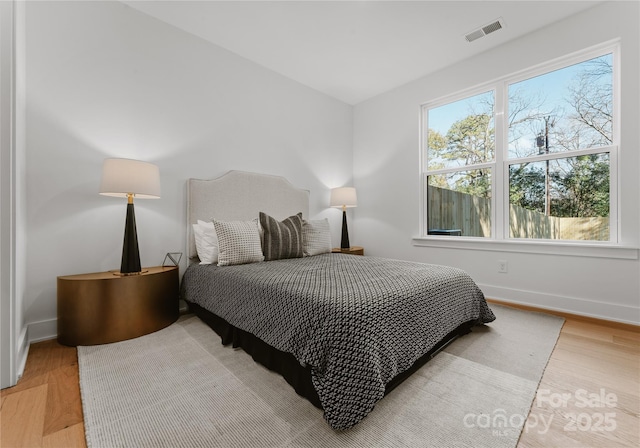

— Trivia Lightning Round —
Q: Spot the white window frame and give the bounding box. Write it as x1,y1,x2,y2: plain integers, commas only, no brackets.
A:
416,41,629,259
420,86,497,238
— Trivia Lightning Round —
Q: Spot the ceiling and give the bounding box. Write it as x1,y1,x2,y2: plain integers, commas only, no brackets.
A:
122,1,602,105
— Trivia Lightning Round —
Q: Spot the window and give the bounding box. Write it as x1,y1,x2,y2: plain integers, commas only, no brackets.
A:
425,91,495,237
421,45,617,243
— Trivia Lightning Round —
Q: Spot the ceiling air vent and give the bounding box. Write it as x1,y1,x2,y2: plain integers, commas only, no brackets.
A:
465,29,485,43
482,20,503,35
464,17,505,43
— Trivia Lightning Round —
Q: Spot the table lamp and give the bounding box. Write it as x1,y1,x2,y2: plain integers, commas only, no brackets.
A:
99,158,161,275
330,187,357,250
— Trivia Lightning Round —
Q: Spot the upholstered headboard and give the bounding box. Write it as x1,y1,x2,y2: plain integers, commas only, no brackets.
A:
187,170,310,260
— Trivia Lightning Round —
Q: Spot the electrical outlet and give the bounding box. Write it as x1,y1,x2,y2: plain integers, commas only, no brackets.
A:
498,260,508,273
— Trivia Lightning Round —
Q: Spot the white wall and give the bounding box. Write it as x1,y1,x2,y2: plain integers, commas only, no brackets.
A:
353,1,640,324
21,0,639,348
24,0,353,340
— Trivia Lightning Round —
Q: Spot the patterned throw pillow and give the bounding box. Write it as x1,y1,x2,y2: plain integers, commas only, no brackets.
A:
302,219,332,256
213,219,264,266
259,212,304,261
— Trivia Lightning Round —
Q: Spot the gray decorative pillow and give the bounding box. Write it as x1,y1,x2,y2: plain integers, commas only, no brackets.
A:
303,218,332,256
213,218,264,266
259,212,304,261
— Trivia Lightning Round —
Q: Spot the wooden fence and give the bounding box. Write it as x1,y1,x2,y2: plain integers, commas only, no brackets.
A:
427,186,609,241
427,186,491,237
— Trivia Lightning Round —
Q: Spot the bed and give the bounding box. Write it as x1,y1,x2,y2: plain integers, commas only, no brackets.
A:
180,170,495,430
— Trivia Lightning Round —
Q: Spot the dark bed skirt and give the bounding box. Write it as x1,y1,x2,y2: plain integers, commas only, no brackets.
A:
188,301,475,410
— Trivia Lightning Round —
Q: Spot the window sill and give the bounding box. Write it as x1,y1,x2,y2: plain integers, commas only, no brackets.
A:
412,237,639,260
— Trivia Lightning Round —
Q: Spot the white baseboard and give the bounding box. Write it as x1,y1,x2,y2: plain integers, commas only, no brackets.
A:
16,325,29,380
27,317,57,344
479,283,640,326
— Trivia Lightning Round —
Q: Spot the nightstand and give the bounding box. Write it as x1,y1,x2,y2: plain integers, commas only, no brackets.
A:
331,246,364,256
57,266,179,346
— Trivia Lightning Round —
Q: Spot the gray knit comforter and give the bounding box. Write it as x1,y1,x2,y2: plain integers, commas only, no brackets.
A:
181,253,495,430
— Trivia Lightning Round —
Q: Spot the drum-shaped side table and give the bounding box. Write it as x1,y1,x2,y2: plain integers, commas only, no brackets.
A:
57,266,179,346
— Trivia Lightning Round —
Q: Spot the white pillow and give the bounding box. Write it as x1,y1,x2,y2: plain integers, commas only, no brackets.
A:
302,218,332,256
213,218,264,266
192,219,218,264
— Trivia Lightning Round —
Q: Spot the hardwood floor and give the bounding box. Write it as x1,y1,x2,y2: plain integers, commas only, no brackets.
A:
1,340,85,447
516,318,639,448
1,308,638,448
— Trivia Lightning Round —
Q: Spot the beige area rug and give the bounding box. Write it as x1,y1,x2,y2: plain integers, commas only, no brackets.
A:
78,304,564,448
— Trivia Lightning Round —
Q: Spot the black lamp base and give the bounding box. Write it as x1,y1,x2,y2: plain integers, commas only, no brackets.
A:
340,209,350,249
120,202,142,275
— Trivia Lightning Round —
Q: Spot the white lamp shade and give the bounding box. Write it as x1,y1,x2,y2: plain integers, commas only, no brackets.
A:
330,187,357,208
99,158,161,199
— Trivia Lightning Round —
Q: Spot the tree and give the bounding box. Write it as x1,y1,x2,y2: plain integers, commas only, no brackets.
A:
551,154,609,217
427,128,447,154
547,57,612,218
443,113,494,166
567,57,613,146
429,54,611,225
509,164,545,213
509,55,612,218
507,87,557,158
427,114,493,197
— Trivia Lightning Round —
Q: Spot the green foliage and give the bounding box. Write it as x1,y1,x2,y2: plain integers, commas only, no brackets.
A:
428,114,494,197
551,155,609,217
443,113,494,165
509,164,545,213
508,156,609,218
427,128,447,152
